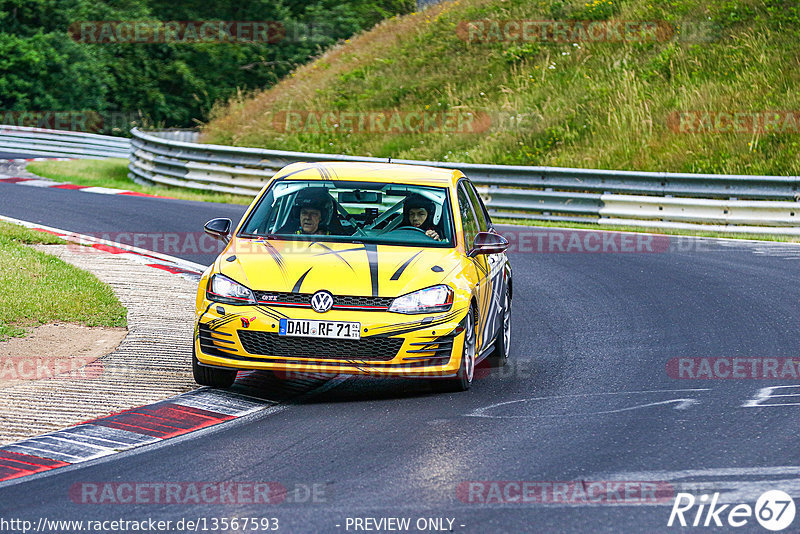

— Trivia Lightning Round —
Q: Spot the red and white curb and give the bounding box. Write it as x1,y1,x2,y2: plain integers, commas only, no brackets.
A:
0,215,206,282
0,157,173,198
0,375,346,484
0,175,165,198
0,389,266,482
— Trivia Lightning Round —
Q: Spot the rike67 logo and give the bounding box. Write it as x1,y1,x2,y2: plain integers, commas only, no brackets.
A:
668,490,796,531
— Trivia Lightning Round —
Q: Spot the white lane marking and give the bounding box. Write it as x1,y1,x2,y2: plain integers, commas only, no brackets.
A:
16,179,65,187
2,444,84,463
79,186,131,195
172,388,271,416
466,389,710,419
742,384,800,407
57,424,159,446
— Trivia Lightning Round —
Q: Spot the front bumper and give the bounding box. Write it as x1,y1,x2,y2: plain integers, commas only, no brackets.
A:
194,302,468,377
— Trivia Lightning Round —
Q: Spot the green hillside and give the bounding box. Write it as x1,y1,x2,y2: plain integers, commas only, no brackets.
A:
201,0,800,175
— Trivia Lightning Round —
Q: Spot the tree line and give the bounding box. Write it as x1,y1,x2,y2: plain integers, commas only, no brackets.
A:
0,0,413,134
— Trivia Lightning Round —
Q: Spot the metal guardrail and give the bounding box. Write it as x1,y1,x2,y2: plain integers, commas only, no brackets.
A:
0,125,130,159
127,127,800,234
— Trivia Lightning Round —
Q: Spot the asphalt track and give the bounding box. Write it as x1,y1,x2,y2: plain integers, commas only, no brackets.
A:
1,179,800,533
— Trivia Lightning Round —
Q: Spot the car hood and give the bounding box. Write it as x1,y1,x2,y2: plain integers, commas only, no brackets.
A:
218,238,463,297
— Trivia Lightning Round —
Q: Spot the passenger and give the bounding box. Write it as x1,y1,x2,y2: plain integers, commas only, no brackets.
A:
401,193,442,241
278,188,345,235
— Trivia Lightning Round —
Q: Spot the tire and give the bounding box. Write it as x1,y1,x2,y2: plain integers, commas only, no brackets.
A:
488,288,511,367
192,345,237,388
433,306,476,393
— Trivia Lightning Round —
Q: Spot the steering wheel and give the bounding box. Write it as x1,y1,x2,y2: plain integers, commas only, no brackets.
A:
390,225,436,239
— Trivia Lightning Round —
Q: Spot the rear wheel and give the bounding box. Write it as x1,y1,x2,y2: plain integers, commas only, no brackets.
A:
433,307,476,393
192,345,237,388
488,288,511,367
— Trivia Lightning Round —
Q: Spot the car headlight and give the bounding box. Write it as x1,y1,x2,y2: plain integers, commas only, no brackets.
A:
207,274,256,305
388,285,454,314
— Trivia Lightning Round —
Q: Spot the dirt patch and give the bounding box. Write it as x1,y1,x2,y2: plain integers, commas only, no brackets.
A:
0,323,127,386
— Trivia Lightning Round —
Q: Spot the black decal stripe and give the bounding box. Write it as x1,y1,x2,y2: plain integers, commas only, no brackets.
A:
374,313,465,337
315,245,366,255
292,268,313,293
313,243,356,270
198,302,214,324
260,241,287,276
370,319,424,334
370,306,464,332
278,166,315,180
365,243,379,297
255,306,289,320
209,314,242,330
371,306,467,336
390,251,422,281
314,164,332,180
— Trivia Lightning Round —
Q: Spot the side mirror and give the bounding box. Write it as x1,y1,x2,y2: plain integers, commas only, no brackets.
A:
469,231,509,257
204,218,232,243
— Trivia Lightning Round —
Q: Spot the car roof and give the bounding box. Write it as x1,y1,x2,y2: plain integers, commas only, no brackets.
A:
272,162,463,186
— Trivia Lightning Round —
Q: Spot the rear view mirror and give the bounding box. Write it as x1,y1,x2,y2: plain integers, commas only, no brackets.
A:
204,218,232,243
339,190,382,203
469,231,509,257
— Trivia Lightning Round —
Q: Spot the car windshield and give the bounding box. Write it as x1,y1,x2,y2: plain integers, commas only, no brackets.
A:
238,180,455,247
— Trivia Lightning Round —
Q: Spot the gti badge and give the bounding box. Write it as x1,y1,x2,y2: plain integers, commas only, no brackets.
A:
240,316,256,328
311,290,334,313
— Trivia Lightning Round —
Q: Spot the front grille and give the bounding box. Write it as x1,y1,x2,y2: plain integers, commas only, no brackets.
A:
254,291,308,305
238,330,403,361
332,295,395,308
254,291,394,310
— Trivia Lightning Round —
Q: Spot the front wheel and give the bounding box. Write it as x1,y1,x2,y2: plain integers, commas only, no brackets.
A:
433,307,476,393
192,345,237,388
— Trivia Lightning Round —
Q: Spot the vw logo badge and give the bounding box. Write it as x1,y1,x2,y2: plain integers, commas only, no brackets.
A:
311,291,334,313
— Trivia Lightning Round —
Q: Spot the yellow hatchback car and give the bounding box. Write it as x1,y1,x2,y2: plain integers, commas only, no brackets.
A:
194,162,512,392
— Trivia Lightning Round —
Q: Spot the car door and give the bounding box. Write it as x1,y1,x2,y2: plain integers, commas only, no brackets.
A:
465,180,506,348
456,181,492,355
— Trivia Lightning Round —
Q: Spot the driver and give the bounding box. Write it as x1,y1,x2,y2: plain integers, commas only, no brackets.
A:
278,187,345,235
401,193,441,241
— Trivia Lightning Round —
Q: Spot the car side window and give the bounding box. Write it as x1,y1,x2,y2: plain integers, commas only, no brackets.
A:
467,182,493,230
465,182,488,232
457,184,480,252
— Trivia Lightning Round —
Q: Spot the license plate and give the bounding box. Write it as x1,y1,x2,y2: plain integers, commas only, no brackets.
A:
278,319,361,340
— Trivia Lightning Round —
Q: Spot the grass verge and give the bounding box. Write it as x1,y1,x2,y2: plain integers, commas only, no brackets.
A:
26,159,252,205
202,0,800,176
0,222,128,341
495,217,800,243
